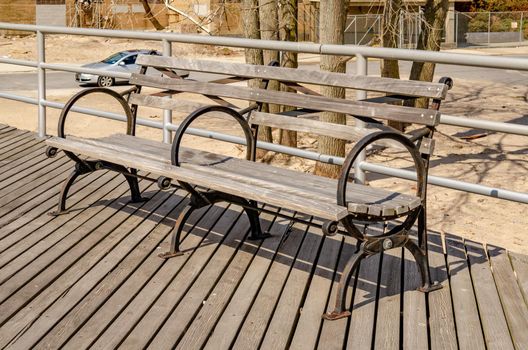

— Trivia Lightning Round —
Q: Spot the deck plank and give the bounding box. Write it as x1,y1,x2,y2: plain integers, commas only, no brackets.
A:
402,241,428,349
259,220,324,350
465,240,514,350
445,234,486,350
61,201,222,349
427,232,458,350
288,234,343,350
0,126,523,349
487,244,528,349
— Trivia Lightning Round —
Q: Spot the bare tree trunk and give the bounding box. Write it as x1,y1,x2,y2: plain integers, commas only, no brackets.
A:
314,0,346,178
410,0,449,108
139,0,165,30
382,0,408,131
257,0,279,151
278,0,298,148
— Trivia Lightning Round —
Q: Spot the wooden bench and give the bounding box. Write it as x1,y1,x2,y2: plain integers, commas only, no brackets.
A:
45,54,452,321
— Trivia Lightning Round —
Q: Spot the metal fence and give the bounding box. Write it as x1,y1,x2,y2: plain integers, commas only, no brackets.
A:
456,11,528,47
0,22,527,205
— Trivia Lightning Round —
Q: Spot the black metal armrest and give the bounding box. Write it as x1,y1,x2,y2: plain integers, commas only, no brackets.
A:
46,87,136,165
170,105,256,167
337,131,427,207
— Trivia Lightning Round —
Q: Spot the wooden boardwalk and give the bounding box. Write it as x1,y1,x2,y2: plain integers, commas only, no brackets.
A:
0,124,527,349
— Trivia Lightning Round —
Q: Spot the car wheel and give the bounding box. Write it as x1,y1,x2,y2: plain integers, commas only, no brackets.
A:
97,76,114,87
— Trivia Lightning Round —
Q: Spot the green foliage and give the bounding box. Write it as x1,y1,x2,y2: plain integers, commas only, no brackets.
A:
470,0,528,12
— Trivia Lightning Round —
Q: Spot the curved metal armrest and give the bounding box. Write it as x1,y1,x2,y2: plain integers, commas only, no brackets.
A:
171,105,256,167
337,131,427,207
47,87,136,164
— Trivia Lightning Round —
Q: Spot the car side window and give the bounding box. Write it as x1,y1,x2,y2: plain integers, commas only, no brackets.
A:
122,55,137,65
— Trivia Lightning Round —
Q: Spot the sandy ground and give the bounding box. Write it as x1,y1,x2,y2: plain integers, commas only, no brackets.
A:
0,35,527,254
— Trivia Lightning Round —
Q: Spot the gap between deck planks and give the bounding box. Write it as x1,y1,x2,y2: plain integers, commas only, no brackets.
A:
0,126,527,349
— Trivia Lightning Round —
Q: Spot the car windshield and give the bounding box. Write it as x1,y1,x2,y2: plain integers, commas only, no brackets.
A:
101,52,129,64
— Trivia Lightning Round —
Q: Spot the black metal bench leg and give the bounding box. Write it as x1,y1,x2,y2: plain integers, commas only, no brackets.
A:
405,239,442,293
158,204,196,259
48,165,87,216
323,245,367,321
118,167,148,203
245,200,272,240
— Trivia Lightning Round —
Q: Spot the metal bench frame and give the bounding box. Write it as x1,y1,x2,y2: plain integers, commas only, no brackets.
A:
46,58,453,321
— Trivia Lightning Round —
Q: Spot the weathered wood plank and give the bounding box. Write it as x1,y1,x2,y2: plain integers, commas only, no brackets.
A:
198,209,292,350
465,239,515,350
258,219,324,350
374,247,403,349
231,215,308,350
61,202,223,349
445,233,486,350
427,232,458,350
487,244,528,349
288,234,343,350
130,74,440,126
46,136,349,221
0,181,162,348
0,173,125,280
2,189,182,349
95,134,421,214
35,193,196,349
509,251,528,305
402,242,428,349
91,203,241,349
135,55,448,99
318,236,357,349
135,207,269,349
175,210,294,350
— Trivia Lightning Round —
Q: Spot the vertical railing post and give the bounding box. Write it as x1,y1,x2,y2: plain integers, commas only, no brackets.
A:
354,54,367,184
162,39,172,143
37,30,46,138
520,12,524,42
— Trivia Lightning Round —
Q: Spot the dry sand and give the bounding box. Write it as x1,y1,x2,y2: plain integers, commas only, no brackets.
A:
1,35,527,253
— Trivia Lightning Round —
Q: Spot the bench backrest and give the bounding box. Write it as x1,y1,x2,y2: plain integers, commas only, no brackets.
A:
128,54,449,150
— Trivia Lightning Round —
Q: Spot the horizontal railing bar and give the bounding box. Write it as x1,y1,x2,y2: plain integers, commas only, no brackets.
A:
360,162,528,204
2,22,528,71
440,114,528,136
40,63,132,79
0,91,525,204
0,57,38,68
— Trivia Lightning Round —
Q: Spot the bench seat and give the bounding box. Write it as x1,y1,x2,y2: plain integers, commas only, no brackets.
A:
47,134,420,222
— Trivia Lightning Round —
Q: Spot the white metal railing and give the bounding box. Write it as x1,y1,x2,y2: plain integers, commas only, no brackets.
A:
0,22,527,205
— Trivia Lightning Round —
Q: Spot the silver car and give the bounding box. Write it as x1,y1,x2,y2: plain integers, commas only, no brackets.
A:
75,49,189,87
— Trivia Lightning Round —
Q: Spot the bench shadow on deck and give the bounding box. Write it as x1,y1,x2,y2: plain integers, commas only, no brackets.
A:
0,125,527,349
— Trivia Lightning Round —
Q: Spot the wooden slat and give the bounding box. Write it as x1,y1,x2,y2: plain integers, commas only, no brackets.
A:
135,55,448,99
250,111,373,142
259,219,324,350
427,232,458,350
130,74,440,126
63,203,224,349
288,234,343,350
374,247,403,349
509,252,528,304
318,236,356,349
200,210,292,350
46,136,348,221
117,204,251,349
465,239,515,350
402,241,428,349
346,251,382,348
230,215,307,349
445,233,486,350
487,244,528,349
98,134,421,216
